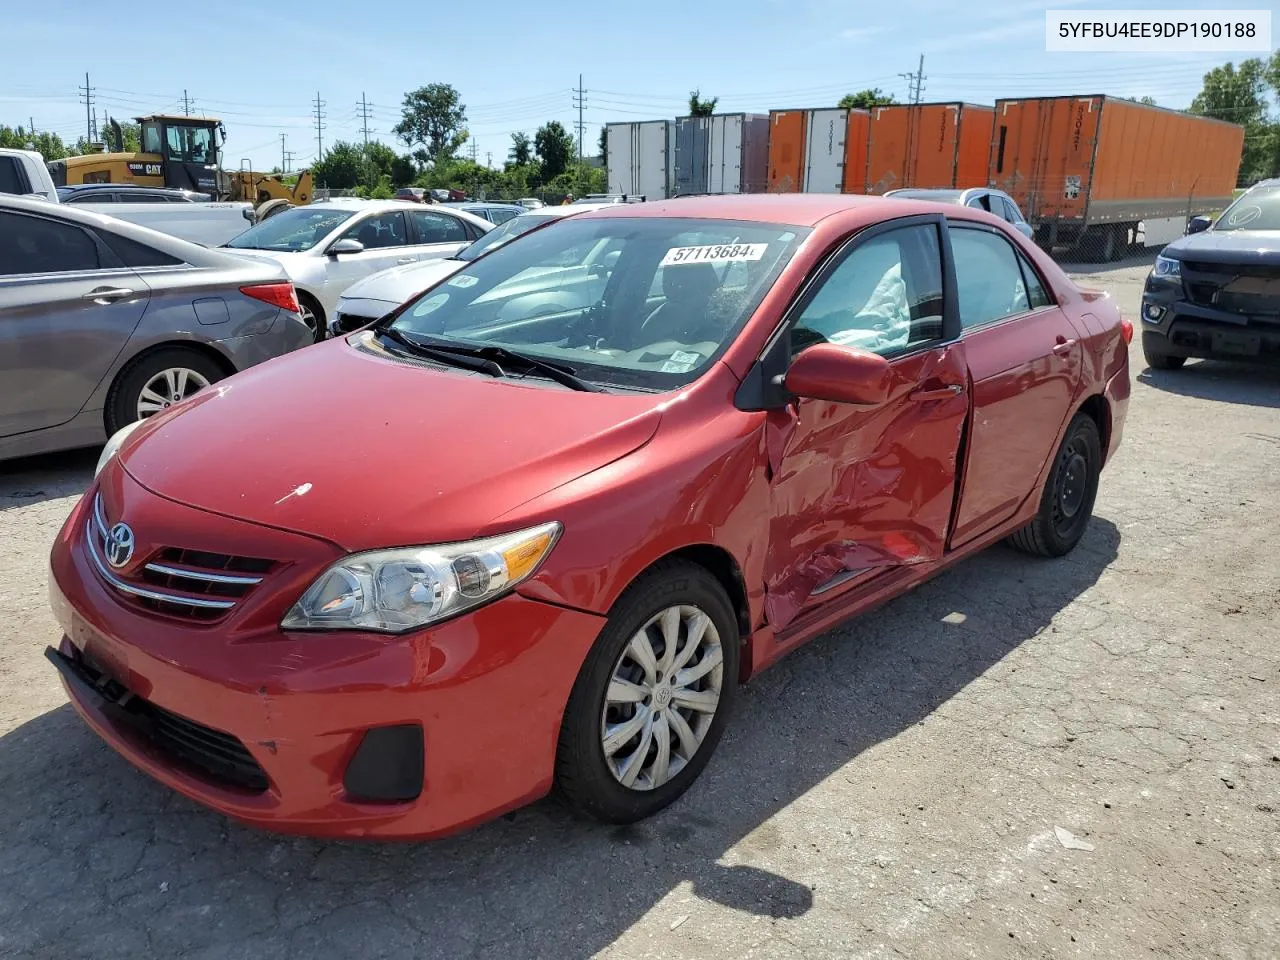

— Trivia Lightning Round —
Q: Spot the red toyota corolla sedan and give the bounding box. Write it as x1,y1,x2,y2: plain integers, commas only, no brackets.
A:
46,195,1131,839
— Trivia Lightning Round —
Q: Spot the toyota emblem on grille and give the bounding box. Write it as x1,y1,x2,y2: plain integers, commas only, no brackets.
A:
105,522,135,568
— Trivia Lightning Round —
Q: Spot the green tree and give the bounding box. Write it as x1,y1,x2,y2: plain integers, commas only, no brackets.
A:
0,126,69,160
390,153,416,187
688,90,718,116
597,126,607,163
312,141,364,189
839,88,898,110
364,141,398,182
1191,58,1273,183
100,116,141,153
534,121,574,181
508,131,533,167
393,83,468,166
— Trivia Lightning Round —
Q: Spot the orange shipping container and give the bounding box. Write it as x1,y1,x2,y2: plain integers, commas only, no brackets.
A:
990,95,1243,253
863,102,994,193
767,110,807,193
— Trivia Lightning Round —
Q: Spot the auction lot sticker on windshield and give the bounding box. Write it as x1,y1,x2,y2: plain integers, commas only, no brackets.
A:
447,274,479,288
661,243,767,267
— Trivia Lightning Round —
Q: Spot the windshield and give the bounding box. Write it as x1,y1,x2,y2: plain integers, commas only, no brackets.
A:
389,216,808,390
163,124,217,164
1213,185,1280,232
224,206,355,252
456,213,562,261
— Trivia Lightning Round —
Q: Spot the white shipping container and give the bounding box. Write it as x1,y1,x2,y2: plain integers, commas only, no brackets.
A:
802,108,847,194
707,114,744,194
606,121,674,199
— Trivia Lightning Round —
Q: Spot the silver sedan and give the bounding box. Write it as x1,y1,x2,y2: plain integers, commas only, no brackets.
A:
0,195,314,462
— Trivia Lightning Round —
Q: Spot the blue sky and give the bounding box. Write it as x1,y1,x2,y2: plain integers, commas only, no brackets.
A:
2,0,1272,171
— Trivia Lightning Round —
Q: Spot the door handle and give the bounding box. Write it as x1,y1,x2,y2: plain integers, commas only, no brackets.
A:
1052,337,1077,356
395,257,416,264
82,287,135,304
909,383,963,402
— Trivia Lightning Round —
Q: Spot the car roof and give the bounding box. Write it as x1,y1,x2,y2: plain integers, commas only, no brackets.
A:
572,193,945,227
305,198,493,228
0,193,259,267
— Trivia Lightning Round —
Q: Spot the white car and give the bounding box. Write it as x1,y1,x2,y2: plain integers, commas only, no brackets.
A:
329,203,617,337
220,199,493,340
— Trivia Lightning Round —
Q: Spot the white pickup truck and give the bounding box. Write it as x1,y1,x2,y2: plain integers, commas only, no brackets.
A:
0,148,254,247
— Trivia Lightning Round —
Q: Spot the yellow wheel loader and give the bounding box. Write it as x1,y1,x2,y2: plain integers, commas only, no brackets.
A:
46,115,311,219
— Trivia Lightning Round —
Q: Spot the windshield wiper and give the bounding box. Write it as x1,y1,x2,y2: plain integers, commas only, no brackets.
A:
417,341,603,393
378,328,504,377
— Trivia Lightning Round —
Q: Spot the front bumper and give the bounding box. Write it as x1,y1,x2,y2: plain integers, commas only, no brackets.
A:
48,488,606,840
1141,279,1280,362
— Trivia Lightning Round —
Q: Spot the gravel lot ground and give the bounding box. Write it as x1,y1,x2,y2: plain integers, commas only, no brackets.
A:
1,254,1277,960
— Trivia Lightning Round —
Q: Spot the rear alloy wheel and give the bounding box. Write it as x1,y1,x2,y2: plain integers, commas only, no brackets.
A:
555,561,739,823
107,348,224,433
1007,412,1102,558
1142,331,1187,370
297,294,324,343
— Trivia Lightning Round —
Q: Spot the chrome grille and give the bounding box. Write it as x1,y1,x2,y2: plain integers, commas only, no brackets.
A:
87,494,274,621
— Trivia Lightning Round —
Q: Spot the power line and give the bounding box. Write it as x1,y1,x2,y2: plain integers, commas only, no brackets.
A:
313,91,326,161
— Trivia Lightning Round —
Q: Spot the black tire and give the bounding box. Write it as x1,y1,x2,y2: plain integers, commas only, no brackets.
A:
1142,332,1187,370
106,348,225,434
296,292,325,343
1007,412,1102,558
555,560,740,824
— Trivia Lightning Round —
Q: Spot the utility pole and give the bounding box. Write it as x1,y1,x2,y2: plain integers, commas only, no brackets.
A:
357,93,374,187
280,133,287,173
358,93,372,148
79,72,95,142
312,91,326,161
284,151,296,174
29,117,35,136
469,139,478,163
899,53,926,105
572,75,587,165
91,107,98,141
486,151,492,168
182,89,192,115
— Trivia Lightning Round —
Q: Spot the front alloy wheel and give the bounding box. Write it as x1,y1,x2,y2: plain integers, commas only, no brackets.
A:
601,605,724,791
556,560,739,823
136,367,211,419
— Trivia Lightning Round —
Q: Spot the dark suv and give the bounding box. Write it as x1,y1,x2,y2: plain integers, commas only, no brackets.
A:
56,184,211,203
1141,179,1280,369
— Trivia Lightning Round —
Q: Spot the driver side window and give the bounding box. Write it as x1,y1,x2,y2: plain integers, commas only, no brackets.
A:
789,224,945,357
339,212,408,249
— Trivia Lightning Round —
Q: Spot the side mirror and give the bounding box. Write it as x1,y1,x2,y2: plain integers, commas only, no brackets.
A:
782,342,892,406
1186,215,1212,235
328,238,364,256
1015,221,1034,239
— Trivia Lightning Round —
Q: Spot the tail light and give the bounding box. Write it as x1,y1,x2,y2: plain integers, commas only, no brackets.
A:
240,282,300,315
1120,317,1134,344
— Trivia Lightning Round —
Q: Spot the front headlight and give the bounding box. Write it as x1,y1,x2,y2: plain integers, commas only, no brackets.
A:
94,419,145,478
281,521,562,633
1153,254,1181,279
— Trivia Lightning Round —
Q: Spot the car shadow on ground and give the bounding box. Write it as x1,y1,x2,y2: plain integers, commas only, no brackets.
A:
1055,248,1158,274
0,519,1121,959
0,447,97,510
1138,360,1280,409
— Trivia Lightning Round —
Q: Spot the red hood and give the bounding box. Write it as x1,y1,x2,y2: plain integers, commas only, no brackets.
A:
120,337,663,551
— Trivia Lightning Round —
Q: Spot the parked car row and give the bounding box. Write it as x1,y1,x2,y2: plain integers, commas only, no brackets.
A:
0,194,312,461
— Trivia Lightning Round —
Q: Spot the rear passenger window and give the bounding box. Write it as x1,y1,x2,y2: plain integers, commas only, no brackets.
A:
0,157,31,195
99,231,184,267
410,210,469,243
789,223,945,356
950,226,1030,329
1000,197,1021,223
1017,252,1053,309
0,212,100,275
